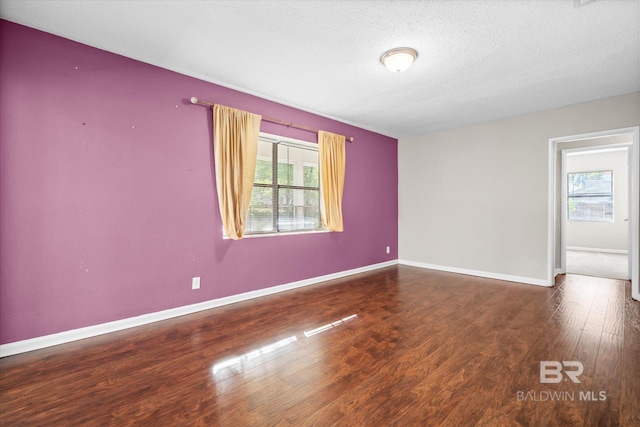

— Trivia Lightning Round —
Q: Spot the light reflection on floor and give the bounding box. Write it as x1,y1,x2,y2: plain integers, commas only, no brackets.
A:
211,314,358,377
304,314,358,337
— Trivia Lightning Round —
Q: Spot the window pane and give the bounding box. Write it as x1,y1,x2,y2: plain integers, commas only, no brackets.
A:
304,189,321,229
246,187,273,232
277,145,292,185
278,188,293,231
278,188,321,231
568,196,613,222
568,171,612,196
278,162,293,186
278,144,319,187
567,170,613,222
304,165,319,188
255,140,273,184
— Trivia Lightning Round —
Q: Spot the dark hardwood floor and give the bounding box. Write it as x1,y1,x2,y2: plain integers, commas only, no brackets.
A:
1,265,639,426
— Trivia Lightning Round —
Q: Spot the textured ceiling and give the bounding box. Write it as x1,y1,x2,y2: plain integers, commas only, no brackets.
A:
1,0,639,138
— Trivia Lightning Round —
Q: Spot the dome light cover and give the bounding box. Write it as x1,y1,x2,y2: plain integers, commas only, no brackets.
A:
380,47,418,73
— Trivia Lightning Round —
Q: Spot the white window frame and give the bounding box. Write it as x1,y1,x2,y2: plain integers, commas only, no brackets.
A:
224,132,328,239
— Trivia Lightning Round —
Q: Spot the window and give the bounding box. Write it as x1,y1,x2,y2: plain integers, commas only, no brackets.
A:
567,170,613,222
246,134,323,235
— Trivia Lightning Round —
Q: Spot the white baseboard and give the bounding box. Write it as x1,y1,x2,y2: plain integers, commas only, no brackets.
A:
566,246,628,255
0,260,398,358
554,268,565,277
398,259,550,287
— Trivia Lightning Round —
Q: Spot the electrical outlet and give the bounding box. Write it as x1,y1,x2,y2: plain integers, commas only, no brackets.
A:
192,277,200,290
386,246,390,254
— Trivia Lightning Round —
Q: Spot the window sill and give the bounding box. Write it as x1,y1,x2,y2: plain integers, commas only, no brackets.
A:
223,228,330,240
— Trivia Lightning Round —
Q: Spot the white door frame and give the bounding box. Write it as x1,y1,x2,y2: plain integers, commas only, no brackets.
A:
548,126,639,301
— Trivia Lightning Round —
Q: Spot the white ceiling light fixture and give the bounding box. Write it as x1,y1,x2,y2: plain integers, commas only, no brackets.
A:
380,47,418,73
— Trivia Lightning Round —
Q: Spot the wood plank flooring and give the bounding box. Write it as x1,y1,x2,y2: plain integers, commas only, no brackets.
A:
1,266,639,426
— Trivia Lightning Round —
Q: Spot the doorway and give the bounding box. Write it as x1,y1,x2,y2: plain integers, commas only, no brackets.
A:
548,126,639,301
563,146,630,280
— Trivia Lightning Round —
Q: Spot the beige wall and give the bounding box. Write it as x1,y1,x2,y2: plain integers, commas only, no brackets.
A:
399,92,640,282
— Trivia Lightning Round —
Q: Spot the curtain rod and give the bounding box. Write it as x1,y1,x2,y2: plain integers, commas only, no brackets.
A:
190,97,354,142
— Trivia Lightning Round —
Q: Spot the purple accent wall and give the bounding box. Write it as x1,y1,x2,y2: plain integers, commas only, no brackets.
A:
0,21,398,345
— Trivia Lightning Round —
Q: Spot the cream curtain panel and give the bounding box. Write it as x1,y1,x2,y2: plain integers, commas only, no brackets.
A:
319,130,346,232
213,104,262,240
